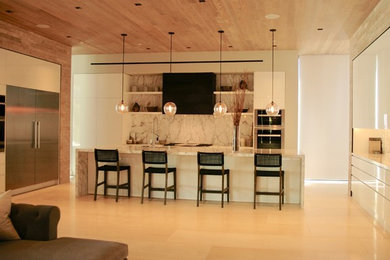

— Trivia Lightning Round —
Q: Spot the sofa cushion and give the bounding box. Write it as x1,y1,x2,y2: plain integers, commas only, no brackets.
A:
0,191,20,241
0,237,128,260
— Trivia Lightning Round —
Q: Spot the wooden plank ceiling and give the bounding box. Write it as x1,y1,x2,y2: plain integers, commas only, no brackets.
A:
0,0,380,55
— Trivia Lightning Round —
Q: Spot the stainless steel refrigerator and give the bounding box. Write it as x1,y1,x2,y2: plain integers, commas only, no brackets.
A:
5,85,59,191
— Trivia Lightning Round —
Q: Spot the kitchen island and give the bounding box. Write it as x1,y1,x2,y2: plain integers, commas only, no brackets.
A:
76,145,305,205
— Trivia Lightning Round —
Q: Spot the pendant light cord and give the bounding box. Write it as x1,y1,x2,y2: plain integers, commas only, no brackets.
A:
169,32,174,73
271,29,275,103
121,34,126,102
218,30,224,103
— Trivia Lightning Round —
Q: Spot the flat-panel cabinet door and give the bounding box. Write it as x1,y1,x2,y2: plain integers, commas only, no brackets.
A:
6,85,36,189
353,53,376,129
254,72,285,109
34,90,59,184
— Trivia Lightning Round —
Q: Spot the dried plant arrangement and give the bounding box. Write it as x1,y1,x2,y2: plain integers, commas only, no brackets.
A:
231,75,248,126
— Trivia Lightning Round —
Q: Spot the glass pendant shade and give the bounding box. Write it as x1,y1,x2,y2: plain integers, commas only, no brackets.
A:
163,102,177,116
265,101,279,116
115,100,129,114
213,101,227,117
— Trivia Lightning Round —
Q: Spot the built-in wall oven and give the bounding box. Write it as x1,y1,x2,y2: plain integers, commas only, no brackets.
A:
254,109,284,149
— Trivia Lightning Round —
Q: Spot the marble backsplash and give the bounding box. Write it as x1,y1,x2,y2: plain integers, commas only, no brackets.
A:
125,113,254,147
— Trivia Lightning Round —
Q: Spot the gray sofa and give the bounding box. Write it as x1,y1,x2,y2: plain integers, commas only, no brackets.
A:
0,203,128,260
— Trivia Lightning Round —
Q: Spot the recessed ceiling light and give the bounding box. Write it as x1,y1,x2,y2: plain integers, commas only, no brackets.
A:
5,10,13,13
75,6,81,10
137,43,142,46
134,3,142,6
265,13,280,20
36,24,50,29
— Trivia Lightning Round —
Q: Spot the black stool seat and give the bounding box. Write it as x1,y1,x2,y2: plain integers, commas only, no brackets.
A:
141,150,177,205
254,153,284,210
97,165,131,171
145,167,177,174
94,149,131,202
255,170,284,177
199,169,230,175
197,152,230,208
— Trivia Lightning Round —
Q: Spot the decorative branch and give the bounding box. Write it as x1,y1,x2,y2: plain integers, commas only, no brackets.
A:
232,75,247,126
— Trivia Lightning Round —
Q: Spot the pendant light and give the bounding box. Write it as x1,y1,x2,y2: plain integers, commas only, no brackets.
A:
265,29,280,116
213,30,227,117
163,32,177,116
115,33,129,113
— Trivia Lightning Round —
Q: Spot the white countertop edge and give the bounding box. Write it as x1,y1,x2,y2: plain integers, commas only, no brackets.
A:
76,145,304,158
352,153,390,172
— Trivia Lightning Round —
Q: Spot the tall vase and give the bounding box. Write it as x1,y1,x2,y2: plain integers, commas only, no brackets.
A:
233,124,240,152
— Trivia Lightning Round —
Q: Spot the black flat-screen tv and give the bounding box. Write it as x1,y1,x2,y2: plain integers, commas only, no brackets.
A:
162,73,216,115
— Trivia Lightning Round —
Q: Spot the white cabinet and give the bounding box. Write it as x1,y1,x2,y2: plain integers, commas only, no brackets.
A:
2,48,60,93
353,28,390,129
253,72,285,109
73,74,129,148
351,155,390,232
353,54,376,128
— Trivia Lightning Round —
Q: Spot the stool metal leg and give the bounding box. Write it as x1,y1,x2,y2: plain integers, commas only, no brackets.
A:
148,172,152,199
173,169,177,200
254,172,257,209
94,169,99,201
141,170,146,204
221,171,224,208
227,171,230,202
164,170,168,205
279,170,282,210
116,171,120,202
200,174,204,201
104,171,107,196
197,170,200,207
127,168,131,197
282,173,285,204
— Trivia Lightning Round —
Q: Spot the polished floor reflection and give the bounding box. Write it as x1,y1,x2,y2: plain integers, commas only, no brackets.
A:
13,181,390,260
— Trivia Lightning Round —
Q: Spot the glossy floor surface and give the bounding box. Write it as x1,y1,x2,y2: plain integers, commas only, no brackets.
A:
13,181,390,260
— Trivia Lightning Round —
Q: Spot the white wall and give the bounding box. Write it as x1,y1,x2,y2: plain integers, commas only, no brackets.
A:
299,55,349,180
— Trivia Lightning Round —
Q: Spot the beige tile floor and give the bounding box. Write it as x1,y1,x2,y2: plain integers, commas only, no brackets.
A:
12,181,390,260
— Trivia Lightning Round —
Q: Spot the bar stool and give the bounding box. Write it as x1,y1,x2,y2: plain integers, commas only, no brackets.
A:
254,153,284,210
141,150,177,205
197,152,230,208
94,149,131,202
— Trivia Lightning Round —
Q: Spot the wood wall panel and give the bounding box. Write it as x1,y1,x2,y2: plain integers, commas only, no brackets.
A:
0,20,71,184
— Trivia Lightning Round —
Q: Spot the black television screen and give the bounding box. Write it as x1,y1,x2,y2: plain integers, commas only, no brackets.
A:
162,73,216,115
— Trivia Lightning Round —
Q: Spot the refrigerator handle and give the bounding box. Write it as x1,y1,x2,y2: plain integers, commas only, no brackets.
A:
37,121,41,149
33,121,37,149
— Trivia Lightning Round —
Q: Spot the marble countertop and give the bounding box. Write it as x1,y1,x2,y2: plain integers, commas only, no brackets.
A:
352,153,390,171
77,144,304,158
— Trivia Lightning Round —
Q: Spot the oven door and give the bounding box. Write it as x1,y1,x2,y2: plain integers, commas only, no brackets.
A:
257,129,282,149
